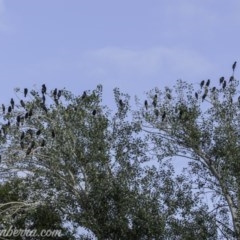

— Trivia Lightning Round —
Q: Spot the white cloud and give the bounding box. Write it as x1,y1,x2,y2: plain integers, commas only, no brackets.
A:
78,46,215,85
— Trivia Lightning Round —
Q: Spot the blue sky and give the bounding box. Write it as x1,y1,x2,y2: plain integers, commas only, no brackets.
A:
0,0,239,103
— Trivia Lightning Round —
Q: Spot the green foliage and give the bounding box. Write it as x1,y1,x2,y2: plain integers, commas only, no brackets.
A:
135,74,240,238
0,83,218,239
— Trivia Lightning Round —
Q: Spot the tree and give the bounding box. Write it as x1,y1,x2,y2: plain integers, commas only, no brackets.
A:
0,178,73,240
0,84,218,239
134,71,240,238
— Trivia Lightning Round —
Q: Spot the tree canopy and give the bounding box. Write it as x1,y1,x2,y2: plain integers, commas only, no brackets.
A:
0,64,239,239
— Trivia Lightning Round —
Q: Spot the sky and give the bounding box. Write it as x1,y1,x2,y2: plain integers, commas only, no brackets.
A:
0,0,239,105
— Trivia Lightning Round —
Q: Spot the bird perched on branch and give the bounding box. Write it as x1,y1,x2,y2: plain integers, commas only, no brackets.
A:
53,88,57,97
229,76,234,82
200,80,205,89
36,129,41,136
24,88,28,97
223,81,227,89
42,84,47,94
2,104,5,114
153,94,157,107
25,112,29,119
202,93,207,102
16,115,21,123
219,77,224,85
119,99,123,108
10,98,14,109
211,87,216,92
8,106,12,113
20,100,25,108
232,61,237,72
206,79,210,87
58,90,62,99
195,92,198,100
144,100,148,110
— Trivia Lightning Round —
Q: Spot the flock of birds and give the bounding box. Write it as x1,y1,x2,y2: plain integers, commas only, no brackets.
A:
0,61,238,157
0,84,95,157
196,61,237,102
138,61,238,123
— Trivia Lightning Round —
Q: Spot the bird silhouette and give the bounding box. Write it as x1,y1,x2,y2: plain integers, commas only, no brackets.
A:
162,111,166,121
219,77,224,85
232,61,237,72
195,92,198,99
16,115,21,123
8,106,12,113
206,79,210,87
24,88,28,97
53,88,57,97
223,81,227,89
2,104,5,114
20,100,25,108
36,129,41,136
154,109,159,117
144,100,148,110
229,76,234,82
42,84,47,94
58,90,62,99
119,99,123,107
200,80,205,89
10,98,14,109
202,93,207,102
